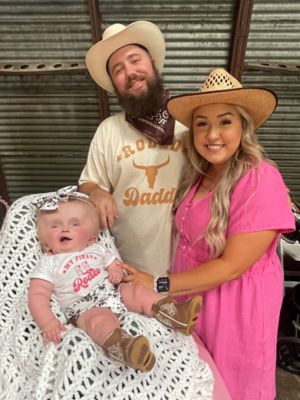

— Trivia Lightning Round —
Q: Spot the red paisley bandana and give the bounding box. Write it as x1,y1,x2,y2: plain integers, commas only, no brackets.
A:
126,90,175,145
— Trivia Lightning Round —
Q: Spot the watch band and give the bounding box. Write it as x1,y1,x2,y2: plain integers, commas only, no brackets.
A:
153,275,170,293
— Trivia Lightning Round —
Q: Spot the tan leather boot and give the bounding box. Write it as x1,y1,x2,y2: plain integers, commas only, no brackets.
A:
152,295,202,336
102,328,156,372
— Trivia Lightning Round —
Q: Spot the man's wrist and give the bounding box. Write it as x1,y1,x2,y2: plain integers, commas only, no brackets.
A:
153,275,170,293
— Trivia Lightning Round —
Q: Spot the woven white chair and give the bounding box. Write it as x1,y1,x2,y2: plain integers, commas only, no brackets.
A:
0,193,213,400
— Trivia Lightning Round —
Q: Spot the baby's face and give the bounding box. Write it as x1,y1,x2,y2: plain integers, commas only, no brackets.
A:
37,201,98,254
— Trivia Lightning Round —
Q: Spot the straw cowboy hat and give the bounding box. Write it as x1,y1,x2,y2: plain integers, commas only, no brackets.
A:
85,21,166,93
167,68,277,129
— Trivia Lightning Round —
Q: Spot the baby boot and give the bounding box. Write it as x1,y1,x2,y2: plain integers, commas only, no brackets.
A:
152,295,202,336
102,328,156,372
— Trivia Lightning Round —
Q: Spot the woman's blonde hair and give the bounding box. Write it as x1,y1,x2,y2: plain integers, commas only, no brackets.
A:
174,105,275,258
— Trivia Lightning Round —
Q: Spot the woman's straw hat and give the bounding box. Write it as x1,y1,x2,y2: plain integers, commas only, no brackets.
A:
85,21,165,93
167,68,277,129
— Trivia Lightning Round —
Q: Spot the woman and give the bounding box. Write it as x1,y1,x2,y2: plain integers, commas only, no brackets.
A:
123,68,295,400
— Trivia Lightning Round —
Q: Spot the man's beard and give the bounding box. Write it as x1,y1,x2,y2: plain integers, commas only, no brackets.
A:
113,69,165,118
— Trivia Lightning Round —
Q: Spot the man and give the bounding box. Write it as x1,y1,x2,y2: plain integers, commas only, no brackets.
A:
79,21,187,276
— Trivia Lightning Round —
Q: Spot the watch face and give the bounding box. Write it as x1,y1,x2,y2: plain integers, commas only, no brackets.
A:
157,276,169,292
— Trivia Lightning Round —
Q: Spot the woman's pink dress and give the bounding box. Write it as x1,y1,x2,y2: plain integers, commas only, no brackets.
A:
173,161,295,400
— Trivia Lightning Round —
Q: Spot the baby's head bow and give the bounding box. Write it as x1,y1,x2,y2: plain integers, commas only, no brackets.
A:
32,186,89,211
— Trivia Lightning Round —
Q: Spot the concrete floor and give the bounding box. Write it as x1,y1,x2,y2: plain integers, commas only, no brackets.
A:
276,367,300,400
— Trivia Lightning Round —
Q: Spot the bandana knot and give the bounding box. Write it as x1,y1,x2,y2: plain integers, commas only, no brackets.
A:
126,90,175,145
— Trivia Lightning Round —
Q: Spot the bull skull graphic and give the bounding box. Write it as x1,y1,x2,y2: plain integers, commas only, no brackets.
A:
133,156,170,189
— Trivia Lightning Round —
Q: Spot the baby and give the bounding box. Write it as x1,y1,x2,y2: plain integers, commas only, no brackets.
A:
28,186,202,372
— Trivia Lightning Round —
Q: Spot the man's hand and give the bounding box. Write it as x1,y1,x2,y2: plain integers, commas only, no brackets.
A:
41,318,67,344
122,264,154,290
89,187,118,229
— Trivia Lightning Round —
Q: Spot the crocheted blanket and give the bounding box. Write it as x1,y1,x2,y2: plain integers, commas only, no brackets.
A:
0,194,214,400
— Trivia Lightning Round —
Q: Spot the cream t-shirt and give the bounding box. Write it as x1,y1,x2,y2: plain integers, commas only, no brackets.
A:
79,112,187,275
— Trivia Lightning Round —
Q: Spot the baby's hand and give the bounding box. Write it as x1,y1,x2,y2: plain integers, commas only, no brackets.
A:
41,318,67,344
107,261,124,285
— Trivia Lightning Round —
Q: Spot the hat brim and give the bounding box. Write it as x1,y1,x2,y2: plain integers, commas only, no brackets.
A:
167,88,277,129
85,21,165,93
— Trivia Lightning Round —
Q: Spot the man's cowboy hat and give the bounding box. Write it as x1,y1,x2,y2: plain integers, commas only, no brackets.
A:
167,68,277,129
85,21,165,93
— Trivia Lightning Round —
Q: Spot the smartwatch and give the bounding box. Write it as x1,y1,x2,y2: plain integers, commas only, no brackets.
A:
154,275,170,293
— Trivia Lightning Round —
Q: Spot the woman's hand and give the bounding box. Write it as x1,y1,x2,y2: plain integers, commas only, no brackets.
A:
122,264,154,290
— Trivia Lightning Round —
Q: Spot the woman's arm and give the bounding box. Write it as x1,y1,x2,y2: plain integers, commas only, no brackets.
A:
122,230,277,295
169,230,277,294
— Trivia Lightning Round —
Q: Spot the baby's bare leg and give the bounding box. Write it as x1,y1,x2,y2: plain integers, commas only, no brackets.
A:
120,284,202,336
120,283,162,316
77,305,156,371
76,307,119,346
